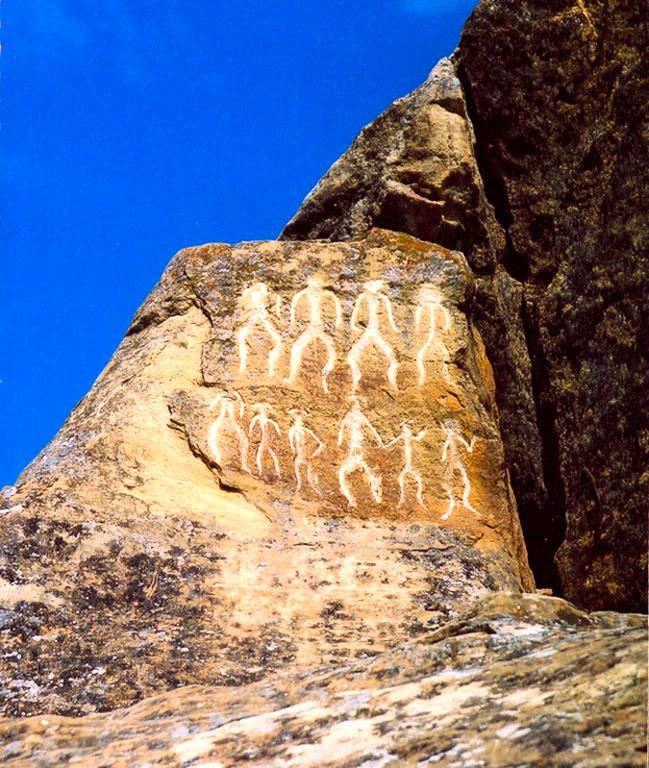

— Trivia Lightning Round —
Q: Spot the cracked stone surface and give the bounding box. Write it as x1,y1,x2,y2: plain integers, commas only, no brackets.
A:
1,593,645,767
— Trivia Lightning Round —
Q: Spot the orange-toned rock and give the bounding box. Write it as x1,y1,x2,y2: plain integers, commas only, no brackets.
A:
1,229,532,716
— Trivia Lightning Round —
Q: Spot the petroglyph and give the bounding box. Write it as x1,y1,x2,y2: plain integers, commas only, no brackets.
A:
337,397,384,507
347,280,399,391
386,423,428,508
286,274,343,393
207,391,250,473
415,284,452,384
237,282,283,376
249,403,282,478
441,419,477,520
288,409,324,495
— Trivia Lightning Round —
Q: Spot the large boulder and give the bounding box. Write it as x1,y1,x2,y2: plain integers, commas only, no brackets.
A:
0,230,532,717
281,2,648,612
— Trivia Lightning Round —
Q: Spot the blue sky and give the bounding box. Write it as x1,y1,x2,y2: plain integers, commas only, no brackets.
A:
1,0,476,485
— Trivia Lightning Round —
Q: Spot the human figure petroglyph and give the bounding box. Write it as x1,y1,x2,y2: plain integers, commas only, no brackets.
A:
249,403,282,477
207,391,250,473
237,282,283,377
386,423,428,508
288,408,324,495
286,274,343,393
347,280,400,392
440,418,477,520
414,284,452,384
337,397,384,507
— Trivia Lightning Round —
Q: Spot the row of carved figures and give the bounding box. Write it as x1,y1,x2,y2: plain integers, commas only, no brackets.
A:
236,278,454,392
208,392,477,519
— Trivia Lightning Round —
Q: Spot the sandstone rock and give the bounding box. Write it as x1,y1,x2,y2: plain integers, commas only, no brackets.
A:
280,58,553,595
281,7,649,612
0,230,532,717
1,593,645,767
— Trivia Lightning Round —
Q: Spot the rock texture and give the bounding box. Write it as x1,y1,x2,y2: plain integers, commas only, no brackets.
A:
1,593,646,767
0,230,533,717
455,0,648,613
1,1,646,763
281,3,649,612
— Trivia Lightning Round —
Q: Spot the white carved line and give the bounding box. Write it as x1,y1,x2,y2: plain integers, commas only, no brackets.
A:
337,397,384,507
249,403,282,478
386,424,428,508
347,280,400,392
236,282,283,377
415,284,452,385
288,408,324,495
440,419,477,520
286,275,343,393
207,391,250,473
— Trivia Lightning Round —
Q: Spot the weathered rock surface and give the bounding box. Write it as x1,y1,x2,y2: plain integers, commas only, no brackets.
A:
281,58,555,595
281,3,649,612
0,230,532,717
1,593,646,767
455,0,648,613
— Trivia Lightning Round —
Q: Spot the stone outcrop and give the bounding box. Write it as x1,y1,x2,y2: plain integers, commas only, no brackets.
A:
0,230,533,717
281,2,648,612
1,593,646,767
1,0,646,763
454,0,648,613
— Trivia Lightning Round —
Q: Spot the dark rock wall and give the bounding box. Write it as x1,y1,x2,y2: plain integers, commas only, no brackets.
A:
282,2,648,611
455,0,648,611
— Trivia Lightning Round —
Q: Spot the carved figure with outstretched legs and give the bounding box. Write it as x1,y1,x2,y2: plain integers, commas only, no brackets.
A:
207,391,250,473
286,274,343,393
347,279,399,391
288,408,324,495
386,423,428,508
440,418,477,520
237,282,283,377
337,396,384,507
414,284,451,384
249,403,282,478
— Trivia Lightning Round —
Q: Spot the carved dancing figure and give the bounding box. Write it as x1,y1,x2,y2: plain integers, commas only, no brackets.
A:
337,397,384,507
385,423,428,508
236,282,283,376
414,284,452,384
286,274,343,393
288,408,324,495
347,279,400,391
440,418,477,520
249,402,282,477
207,391,250,473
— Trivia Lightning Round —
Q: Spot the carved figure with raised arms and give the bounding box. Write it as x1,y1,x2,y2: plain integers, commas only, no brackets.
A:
386,422,428,508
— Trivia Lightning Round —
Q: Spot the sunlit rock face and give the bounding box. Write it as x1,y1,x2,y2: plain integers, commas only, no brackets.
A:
282,14,649,612
0,229,532,717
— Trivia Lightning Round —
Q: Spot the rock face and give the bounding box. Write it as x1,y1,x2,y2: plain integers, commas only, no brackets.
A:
1,1,646,763
455,0,648,613
282,3,648,612
1,594,646,767
0,230,532,717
